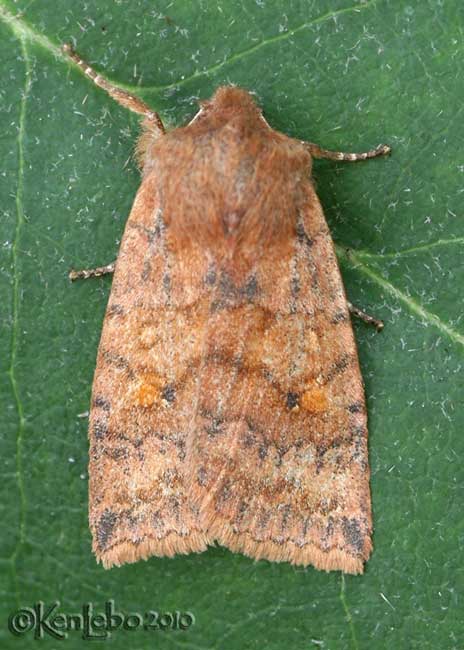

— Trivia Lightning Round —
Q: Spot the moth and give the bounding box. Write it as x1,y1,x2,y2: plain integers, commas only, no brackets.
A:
64,44,389,574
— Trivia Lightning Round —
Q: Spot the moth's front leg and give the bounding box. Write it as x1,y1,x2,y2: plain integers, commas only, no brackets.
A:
64,43,165,281
69,262,115,281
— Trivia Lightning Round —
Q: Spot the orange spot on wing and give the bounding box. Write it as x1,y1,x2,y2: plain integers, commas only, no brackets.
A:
134,384,160,407
301,388,328,413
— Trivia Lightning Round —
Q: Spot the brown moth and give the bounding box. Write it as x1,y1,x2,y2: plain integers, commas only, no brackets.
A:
64,44,389,574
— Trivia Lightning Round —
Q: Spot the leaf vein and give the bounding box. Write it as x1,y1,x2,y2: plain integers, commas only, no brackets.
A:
351,237,464,259
8,33,32,608
340,574,359,650
337,246,464,347
141,0,379,92
0,0,379,93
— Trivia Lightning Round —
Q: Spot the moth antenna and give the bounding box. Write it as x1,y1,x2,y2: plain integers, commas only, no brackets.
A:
62,43,165,137
303,141,391,162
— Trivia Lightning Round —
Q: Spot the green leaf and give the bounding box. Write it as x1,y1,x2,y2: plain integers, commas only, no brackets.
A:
1,1,462,648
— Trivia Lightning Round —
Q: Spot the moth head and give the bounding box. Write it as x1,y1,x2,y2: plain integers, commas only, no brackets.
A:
190,86,263,125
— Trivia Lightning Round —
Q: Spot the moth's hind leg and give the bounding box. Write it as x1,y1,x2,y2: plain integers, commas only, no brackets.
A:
62,43,165,139
348,302,384,332
69,262,115,281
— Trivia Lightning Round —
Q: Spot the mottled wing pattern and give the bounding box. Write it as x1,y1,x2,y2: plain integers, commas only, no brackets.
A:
88,171,213,567
187,183,371,574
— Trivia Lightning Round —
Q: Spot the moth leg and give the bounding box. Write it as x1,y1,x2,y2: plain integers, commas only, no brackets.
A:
69,262,115,281
304,142,391,162
62,43,165,138
348,302,384,331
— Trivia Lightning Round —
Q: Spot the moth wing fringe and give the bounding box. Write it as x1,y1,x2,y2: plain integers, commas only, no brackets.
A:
97,530,210,569
211,521,367,574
